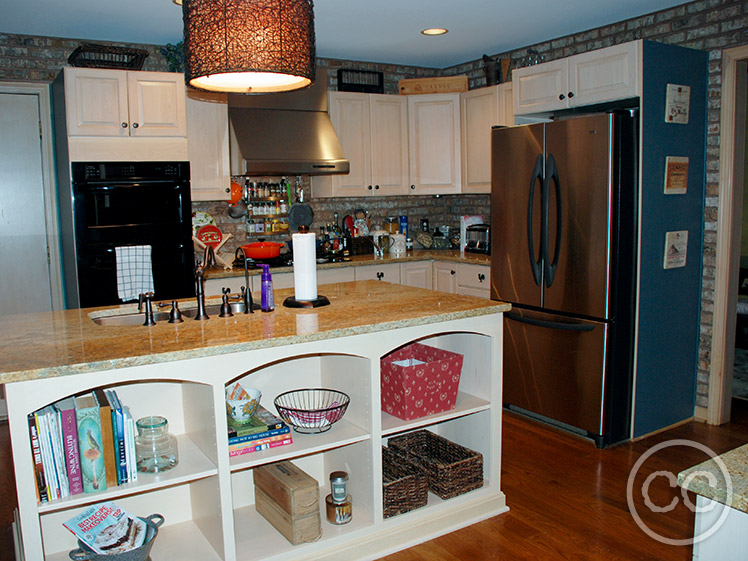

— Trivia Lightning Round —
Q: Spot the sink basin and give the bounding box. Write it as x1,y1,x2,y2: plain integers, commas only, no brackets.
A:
92,301,257,326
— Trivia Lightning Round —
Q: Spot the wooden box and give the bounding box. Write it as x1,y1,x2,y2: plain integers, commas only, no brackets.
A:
398,75,468,95
254,461,321,544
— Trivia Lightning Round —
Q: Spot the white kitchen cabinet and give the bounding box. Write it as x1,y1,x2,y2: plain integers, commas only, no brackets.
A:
457,263,491,299
513,41,640,115
312,92,408,198
461,83,513,194
318,267,355,285
433,262,458,294
354,263,401,283
186,90,231,201
61,67,187,137
400,261,433,289
408,94,462,195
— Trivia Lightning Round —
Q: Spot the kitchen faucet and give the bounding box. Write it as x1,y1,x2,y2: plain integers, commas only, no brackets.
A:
193,254,211,321
138,292,156,326
234,246,255,313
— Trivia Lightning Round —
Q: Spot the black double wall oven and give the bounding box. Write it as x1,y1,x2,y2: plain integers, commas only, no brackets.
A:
62,162,195,309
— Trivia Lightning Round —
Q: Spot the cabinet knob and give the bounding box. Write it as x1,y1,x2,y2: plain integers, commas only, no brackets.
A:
121,122,128,128
367,185,373,190
375,185,379,190
478,273,485,282
451,270,456,275
376,271,384,280
410,185,416,190
568,91,575,98
558,94,565,100
132,122,139,129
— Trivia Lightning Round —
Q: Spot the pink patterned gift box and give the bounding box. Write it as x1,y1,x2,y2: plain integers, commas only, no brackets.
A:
381,343,463,421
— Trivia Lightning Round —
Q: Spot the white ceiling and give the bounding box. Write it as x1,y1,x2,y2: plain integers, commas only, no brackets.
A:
1,0,690,68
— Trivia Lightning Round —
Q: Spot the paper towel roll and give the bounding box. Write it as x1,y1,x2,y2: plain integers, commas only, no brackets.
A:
292,232,318,301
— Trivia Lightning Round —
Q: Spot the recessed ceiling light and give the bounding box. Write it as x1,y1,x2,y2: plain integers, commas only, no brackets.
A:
421,28,448,36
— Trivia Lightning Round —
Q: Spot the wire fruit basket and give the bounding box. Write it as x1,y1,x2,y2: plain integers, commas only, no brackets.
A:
274,389,350,434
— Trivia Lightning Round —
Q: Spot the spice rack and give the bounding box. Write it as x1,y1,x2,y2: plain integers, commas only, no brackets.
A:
242,181,291,236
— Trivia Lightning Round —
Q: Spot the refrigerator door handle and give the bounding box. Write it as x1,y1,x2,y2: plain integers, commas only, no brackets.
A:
528,154,544,286
506,311,595,332
543,153,563,287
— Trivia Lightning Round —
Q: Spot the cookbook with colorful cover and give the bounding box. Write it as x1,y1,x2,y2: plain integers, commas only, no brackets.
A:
75,393,107,493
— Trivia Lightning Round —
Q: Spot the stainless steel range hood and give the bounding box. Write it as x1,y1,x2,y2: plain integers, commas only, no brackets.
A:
228,69,349,176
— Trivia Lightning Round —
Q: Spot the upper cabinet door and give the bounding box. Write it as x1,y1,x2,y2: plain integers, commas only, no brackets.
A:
408,93,461,195
186,90,230,201
568,41,640,107
126,72,187,137
513,59,568,115
328,91,372,197
369,94,408,196
461,85,500,194
64,68,129,137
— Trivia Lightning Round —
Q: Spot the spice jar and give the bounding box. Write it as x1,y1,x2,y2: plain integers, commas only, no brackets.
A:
135,416,178,473
325,471,352,524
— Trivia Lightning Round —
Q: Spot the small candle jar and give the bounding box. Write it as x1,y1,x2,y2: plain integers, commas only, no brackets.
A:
135,416,178,473
326,471,352,525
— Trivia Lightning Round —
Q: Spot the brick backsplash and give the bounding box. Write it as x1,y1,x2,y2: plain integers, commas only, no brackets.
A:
3,0,747,411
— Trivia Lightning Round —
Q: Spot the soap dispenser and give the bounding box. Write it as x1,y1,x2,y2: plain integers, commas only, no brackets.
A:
259,264,275,312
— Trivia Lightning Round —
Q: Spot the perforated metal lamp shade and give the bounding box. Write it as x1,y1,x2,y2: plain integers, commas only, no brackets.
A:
183,0,315,93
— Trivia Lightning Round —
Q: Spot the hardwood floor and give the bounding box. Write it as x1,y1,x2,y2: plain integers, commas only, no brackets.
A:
1,401,747,560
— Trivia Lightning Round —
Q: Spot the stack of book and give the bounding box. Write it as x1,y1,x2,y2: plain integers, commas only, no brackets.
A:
228,405,292,457
29,389,137,503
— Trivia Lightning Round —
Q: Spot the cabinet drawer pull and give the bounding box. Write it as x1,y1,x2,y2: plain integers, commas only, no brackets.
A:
121,122,128,128
410,184,416,190
368,185,373,190
375,185,379,190
478,273,485,283
568,91,575,98
558,93,565,100
132,122,139,129
377,271,384,280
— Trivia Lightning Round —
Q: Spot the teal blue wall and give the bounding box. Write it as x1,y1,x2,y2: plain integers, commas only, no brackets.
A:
633,41,708,437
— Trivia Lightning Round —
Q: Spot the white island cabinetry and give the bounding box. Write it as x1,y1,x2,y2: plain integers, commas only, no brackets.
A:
4,283,507,561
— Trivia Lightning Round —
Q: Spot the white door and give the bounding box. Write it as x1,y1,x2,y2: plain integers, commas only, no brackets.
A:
0,93,53,315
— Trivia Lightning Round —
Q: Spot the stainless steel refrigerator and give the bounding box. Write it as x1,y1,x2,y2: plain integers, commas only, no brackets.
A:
490,111,638,447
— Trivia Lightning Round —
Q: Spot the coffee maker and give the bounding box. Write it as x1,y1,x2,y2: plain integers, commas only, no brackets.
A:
464,224,491,255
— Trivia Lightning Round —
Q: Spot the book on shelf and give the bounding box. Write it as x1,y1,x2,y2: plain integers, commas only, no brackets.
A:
93,389,118,489
37,406,65,500
229,436,293,457
54,397,83,496
227,404,286,438
105,390,128,485
229,432,293,451
228,425,291,446
28,413,48,503
75,392,107,493
122,405,137,483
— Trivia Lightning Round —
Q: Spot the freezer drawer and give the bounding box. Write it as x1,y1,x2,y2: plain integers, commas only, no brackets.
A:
503,308,609,436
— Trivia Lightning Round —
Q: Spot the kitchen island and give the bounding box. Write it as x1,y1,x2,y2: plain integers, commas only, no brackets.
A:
1,281,509,561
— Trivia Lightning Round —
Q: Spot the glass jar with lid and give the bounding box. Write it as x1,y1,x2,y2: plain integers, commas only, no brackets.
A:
384,217,399,234
135,416,179,473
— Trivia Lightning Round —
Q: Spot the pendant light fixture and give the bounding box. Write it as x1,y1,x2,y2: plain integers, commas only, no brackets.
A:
182,0,315,93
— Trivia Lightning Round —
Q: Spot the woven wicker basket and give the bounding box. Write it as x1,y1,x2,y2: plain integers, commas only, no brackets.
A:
68,43,149,70
382,446,428,518
387,430,483,499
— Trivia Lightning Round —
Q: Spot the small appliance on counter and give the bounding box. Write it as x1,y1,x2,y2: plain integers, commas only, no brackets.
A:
464,224,491,255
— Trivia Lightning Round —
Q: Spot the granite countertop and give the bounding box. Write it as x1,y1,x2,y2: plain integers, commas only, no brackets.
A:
0,281,509,385
206,249,491,280
678,443,748,513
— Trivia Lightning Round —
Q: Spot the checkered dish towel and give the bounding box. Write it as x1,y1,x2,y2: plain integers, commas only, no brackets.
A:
115,245,155,302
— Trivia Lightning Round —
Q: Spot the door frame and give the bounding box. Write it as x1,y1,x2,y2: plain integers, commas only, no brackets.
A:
709,46,748,425
0,81,63,311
